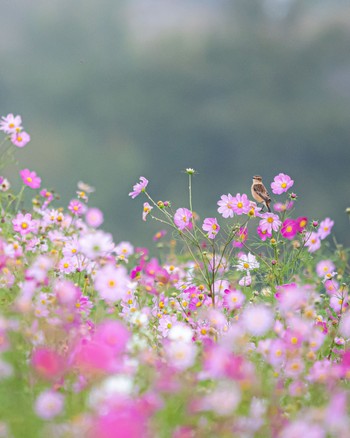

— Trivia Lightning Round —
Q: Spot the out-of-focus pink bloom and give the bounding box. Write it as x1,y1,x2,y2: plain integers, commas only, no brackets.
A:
257,226,272,241
217,194,235,218
129,176,148,198
0,113,22,134
20,169,41,189
318,218,334,240
54,280,80,306
34,390,64,420
271,173,294,195
339,312,350,338
94,264,129,302
165,341,197,370
11,131,30,147
233,227,248,248
273,201,294,212
202,217,220,239
296,216,308,232
241,305,273,336
174,208,193,230
115,241,134,258
316,260,335,277
231,193,251,215
281,218,298,240
93,320,130,354
238,274,252,287
305,232,321,253
79,231,114,259
153,230,167,241
259,213,282,234
85,207,104,227
12,213,35,235
223,289,245,310
31,348,64,380
285,357,304,378
280,420,325,438
142,202,153,221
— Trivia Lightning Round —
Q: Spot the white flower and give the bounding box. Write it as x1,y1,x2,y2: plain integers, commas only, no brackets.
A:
79,231,114,259
242,305,273,336
168,324,193,343
236,253,260,272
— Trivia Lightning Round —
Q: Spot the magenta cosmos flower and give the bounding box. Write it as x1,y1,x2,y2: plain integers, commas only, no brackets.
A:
20,168,41,189
217,193,235,218
257,226,272,241
202,217,220,239
11,131,30,148
129,176,148,199
271,173,294,195
174,208,193,230
281,218,298,240
0,113,22,134
259,212,282,234
231,193,251,215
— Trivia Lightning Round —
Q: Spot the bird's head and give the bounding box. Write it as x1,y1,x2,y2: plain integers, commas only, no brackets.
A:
253,175,263,183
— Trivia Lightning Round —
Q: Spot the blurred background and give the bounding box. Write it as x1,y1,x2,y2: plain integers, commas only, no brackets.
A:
1,0,350,247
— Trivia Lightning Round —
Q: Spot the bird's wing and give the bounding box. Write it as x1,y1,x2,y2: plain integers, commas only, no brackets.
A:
253,184,271,202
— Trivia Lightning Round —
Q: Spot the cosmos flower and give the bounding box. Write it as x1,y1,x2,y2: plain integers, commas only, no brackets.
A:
20,169,41,189
236,253,260,271
129,176,148,199
271,173,294,195
0,113,22,134
202,217,220,239
318,218,334,240
217,194,235,218
259,213,282,234
174,208,193,230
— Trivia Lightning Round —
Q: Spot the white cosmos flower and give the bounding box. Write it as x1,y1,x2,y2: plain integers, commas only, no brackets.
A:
236,253,260,272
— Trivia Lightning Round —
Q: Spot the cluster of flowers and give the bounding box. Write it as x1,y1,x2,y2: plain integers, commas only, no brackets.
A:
0,116,349,438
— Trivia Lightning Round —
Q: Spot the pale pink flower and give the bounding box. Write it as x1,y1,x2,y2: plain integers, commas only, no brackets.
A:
0,113,22,134
217,193,235,218
174,208,193,230
231,193,250,215
20,169,41,189
241,305,273,336
223,289,245,310
271,173,294,195
129,176,148,198
259,212,282,234
238,274,252,287
318,217,334,240
339,312,350,338
165,341,196,370
85,208,104,227
11,131,30,147
35,390,64,420
94,264,129,302
12,213,35,235
305,232,321,253
202,217,220,239
115,241,134,258
68,199,85,216
285,358,305,378
316,260,335,277
79,231,114,259
142,202,153,221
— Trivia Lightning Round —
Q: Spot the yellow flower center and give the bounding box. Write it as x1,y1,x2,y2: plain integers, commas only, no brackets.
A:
200,328,207,335
63,263,69,268
299,220,306,227
286,226,292,233
291,337,298,344
26,177,32,183
237,202,243,208
108,280,116,288
267,217,274,224
9,123,14,128
243,262,250,269
212,224,217,230
281,182,287,188
21,222,28,229
17,136,23,142
275,349,282,357
73,206,79,211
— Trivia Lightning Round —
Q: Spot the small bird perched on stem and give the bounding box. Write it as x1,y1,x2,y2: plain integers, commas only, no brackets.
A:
251,175,271,212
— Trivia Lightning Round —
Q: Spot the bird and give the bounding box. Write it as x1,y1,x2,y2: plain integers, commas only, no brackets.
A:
251,175,271,212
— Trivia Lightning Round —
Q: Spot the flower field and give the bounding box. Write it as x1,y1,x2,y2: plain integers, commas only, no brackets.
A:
0,114,349,437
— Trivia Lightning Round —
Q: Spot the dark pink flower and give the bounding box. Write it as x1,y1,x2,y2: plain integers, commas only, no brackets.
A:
20,168,41,189
296,216,308,232
281,219,298,240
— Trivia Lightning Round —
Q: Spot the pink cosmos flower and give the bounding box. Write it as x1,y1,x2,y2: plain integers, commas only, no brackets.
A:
281,218,298,240
223,289,245,310
217,193,235,218
238,274,252,287
153,230,167,241
68,199,85,216
79,231,114,259
316,260,335,277
11,131,30,147
257,226,272,241
31,348,64,380
241,305,273,336
233,227,248,248
296,216,308,232
85,207,104,227
231,193,251,215
305,232,321,253
19,169,41,189
318,218,334,240
142,202,153,221
202,217,220,239
271,173,294,195
174,208,193,230
94,264,129,302
0,113,22,134
129,176,148,198
259,213,282,234
12,213,35,235
115,241,134,258
35,390,64,420
165,341,197,370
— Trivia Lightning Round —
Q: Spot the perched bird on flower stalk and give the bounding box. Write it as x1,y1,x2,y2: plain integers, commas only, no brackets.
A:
251,175,271,212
